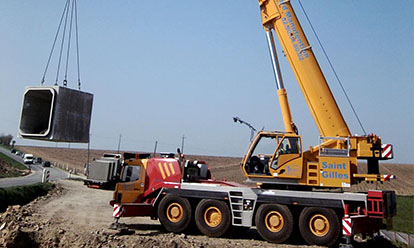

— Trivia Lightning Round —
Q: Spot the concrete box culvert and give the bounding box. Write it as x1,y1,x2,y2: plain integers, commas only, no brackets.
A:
19,86,93,143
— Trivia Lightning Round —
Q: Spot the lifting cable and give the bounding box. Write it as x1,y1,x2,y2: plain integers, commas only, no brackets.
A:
40,0,82,90
297,0,366,135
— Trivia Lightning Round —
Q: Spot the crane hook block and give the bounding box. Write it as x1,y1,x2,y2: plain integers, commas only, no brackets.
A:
18,86,93,143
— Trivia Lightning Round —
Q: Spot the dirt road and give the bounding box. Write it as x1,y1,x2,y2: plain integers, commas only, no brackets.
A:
1,179,322,247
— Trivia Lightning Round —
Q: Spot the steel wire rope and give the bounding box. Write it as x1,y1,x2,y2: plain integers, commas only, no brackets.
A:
63,0,76,87
74,0,82,90
40,0,70,85
297,0,367,135
55,0,71,86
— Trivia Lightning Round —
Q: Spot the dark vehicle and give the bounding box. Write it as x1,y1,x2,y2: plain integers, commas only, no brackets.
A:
43,161,51,167
35,157,43,164
11,149,16,154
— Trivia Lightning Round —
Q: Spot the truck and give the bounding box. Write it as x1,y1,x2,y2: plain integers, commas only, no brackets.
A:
84,153,122,189
110,0,396,246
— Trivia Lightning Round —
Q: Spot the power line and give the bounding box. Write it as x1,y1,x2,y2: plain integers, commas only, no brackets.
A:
297,0,366,135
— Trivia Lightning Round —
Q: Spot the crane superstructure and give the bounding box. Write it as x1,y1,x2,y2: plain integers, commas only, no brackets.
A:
109,1,396,246
241,0,394,188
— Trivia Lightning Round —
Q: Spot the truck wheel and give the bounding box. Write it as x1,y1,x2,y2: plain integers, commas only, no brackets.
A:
299,207,340,247
195,199,231,237
158,195,191,233
255,204,293,243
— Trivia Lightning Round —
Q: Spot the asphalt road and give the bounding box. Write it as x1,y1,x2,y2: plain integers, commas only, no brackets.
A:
0,146,70,188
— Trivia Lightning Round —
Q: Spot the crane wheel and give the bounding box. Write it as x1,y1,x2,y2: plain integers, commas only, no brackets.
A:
255,204,293,243
195,199,231,237
158,195,192,233
299,207,340,247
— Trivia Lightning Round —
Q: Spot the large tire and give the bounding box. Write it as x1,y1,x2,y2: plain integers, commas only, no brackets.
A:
255,204,294,243
195,199,231,237
158,195,192,233
299,207,340,247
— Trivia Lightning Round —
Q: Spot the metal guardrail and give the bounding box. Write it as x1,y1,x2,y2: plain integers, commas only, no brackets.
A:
380,229,414,247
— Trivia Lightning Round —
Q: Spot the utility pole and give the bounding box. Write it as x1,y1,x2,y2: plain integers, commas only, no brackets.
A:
117,134,122,154
153,141,158,157
181,135,186,153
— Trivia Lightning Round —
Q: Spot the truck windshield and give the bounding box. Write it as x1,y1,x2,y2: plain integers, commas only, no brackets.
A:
121,165,141,182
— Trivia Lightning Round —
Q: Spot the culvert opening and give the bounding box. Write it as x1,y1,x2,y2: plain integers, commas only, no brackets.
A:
19,89,54,136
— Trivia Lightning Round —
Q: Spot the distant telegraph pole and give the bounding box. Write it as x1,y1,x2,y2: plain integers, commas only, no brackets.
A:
181,135,186,153
117,134,122,154
153,141,158,157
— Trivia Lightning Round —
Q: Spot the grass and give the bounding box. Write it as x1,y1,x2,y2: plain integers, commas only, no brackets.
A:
390,195,414,234
0,182,55,212
0,151,27,170
0,144,10,149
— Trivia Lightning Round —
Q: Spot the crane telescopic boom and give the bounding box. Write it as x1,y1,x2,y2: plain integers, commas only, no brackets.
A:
241,0,394,188
259,0,350,137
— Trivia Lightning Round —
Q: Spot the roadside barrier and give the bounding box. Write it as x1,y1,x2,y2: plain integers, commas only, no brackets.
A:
51,161,81,176
380,230,414,247
41,169,50,183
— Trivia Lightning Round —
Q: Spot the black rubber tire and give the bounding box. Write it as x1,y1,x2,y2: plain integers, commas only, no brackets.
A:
195,199,231,237
157,195,192,233
255,204,294,243
299,207,340,247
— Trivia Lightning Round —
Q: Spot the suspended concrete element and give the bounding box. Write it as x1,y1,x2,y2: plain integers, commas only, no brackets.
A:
19,86,93,143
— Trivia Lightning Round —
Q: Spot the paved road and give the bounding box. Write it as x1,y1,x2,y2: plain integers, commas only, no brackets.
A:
0,146,70,188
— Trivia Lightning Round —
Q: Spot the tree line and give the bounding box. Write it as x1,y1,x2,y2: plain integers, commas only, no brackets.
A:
0,134,14,146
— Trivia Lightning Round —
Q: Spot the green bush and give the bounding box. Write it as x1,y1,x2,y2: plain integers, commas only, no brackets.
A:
0,183,54,212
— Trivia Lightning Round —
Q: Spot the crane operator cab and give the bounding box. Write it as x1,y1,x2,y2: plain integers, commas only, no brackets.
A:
242,131,304,182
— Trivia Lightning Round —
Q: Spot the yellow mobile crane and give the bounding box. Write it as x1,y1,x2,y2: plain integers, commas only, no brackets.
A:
241,0,394,188
110,1,396,246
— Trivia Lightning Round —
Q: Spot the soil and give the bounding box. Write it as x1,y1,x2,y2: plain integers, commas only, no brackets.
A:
0,156,27,178
0,179,320,248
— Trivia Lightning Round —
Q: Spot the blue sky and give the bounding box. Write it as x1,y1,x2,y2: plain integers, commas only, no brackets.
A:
0,1,412,163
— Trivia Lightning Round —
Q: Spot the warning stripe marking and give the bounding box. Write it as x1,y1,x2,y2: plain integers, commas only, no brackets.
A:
169,163,175,175
113,204,122,218
381,144,393,158
383,174,395,181
342,218,352,236
163,163,171,177
158,163,166,179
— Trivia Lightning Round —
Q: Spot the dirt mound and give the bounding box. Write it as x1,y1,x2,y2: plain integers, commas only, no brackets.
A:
0,185,64,247
0,157,26,178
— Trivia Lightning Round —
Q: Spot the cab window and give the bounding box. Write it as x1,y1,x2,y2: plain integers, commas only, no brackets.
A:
278,137,300,155
121,165,141,182
246,135,278,174
270,137,301,170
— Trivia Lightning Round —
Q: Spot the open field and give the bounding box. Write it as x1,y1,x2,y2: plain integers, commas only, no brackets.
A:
17,146,414,195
